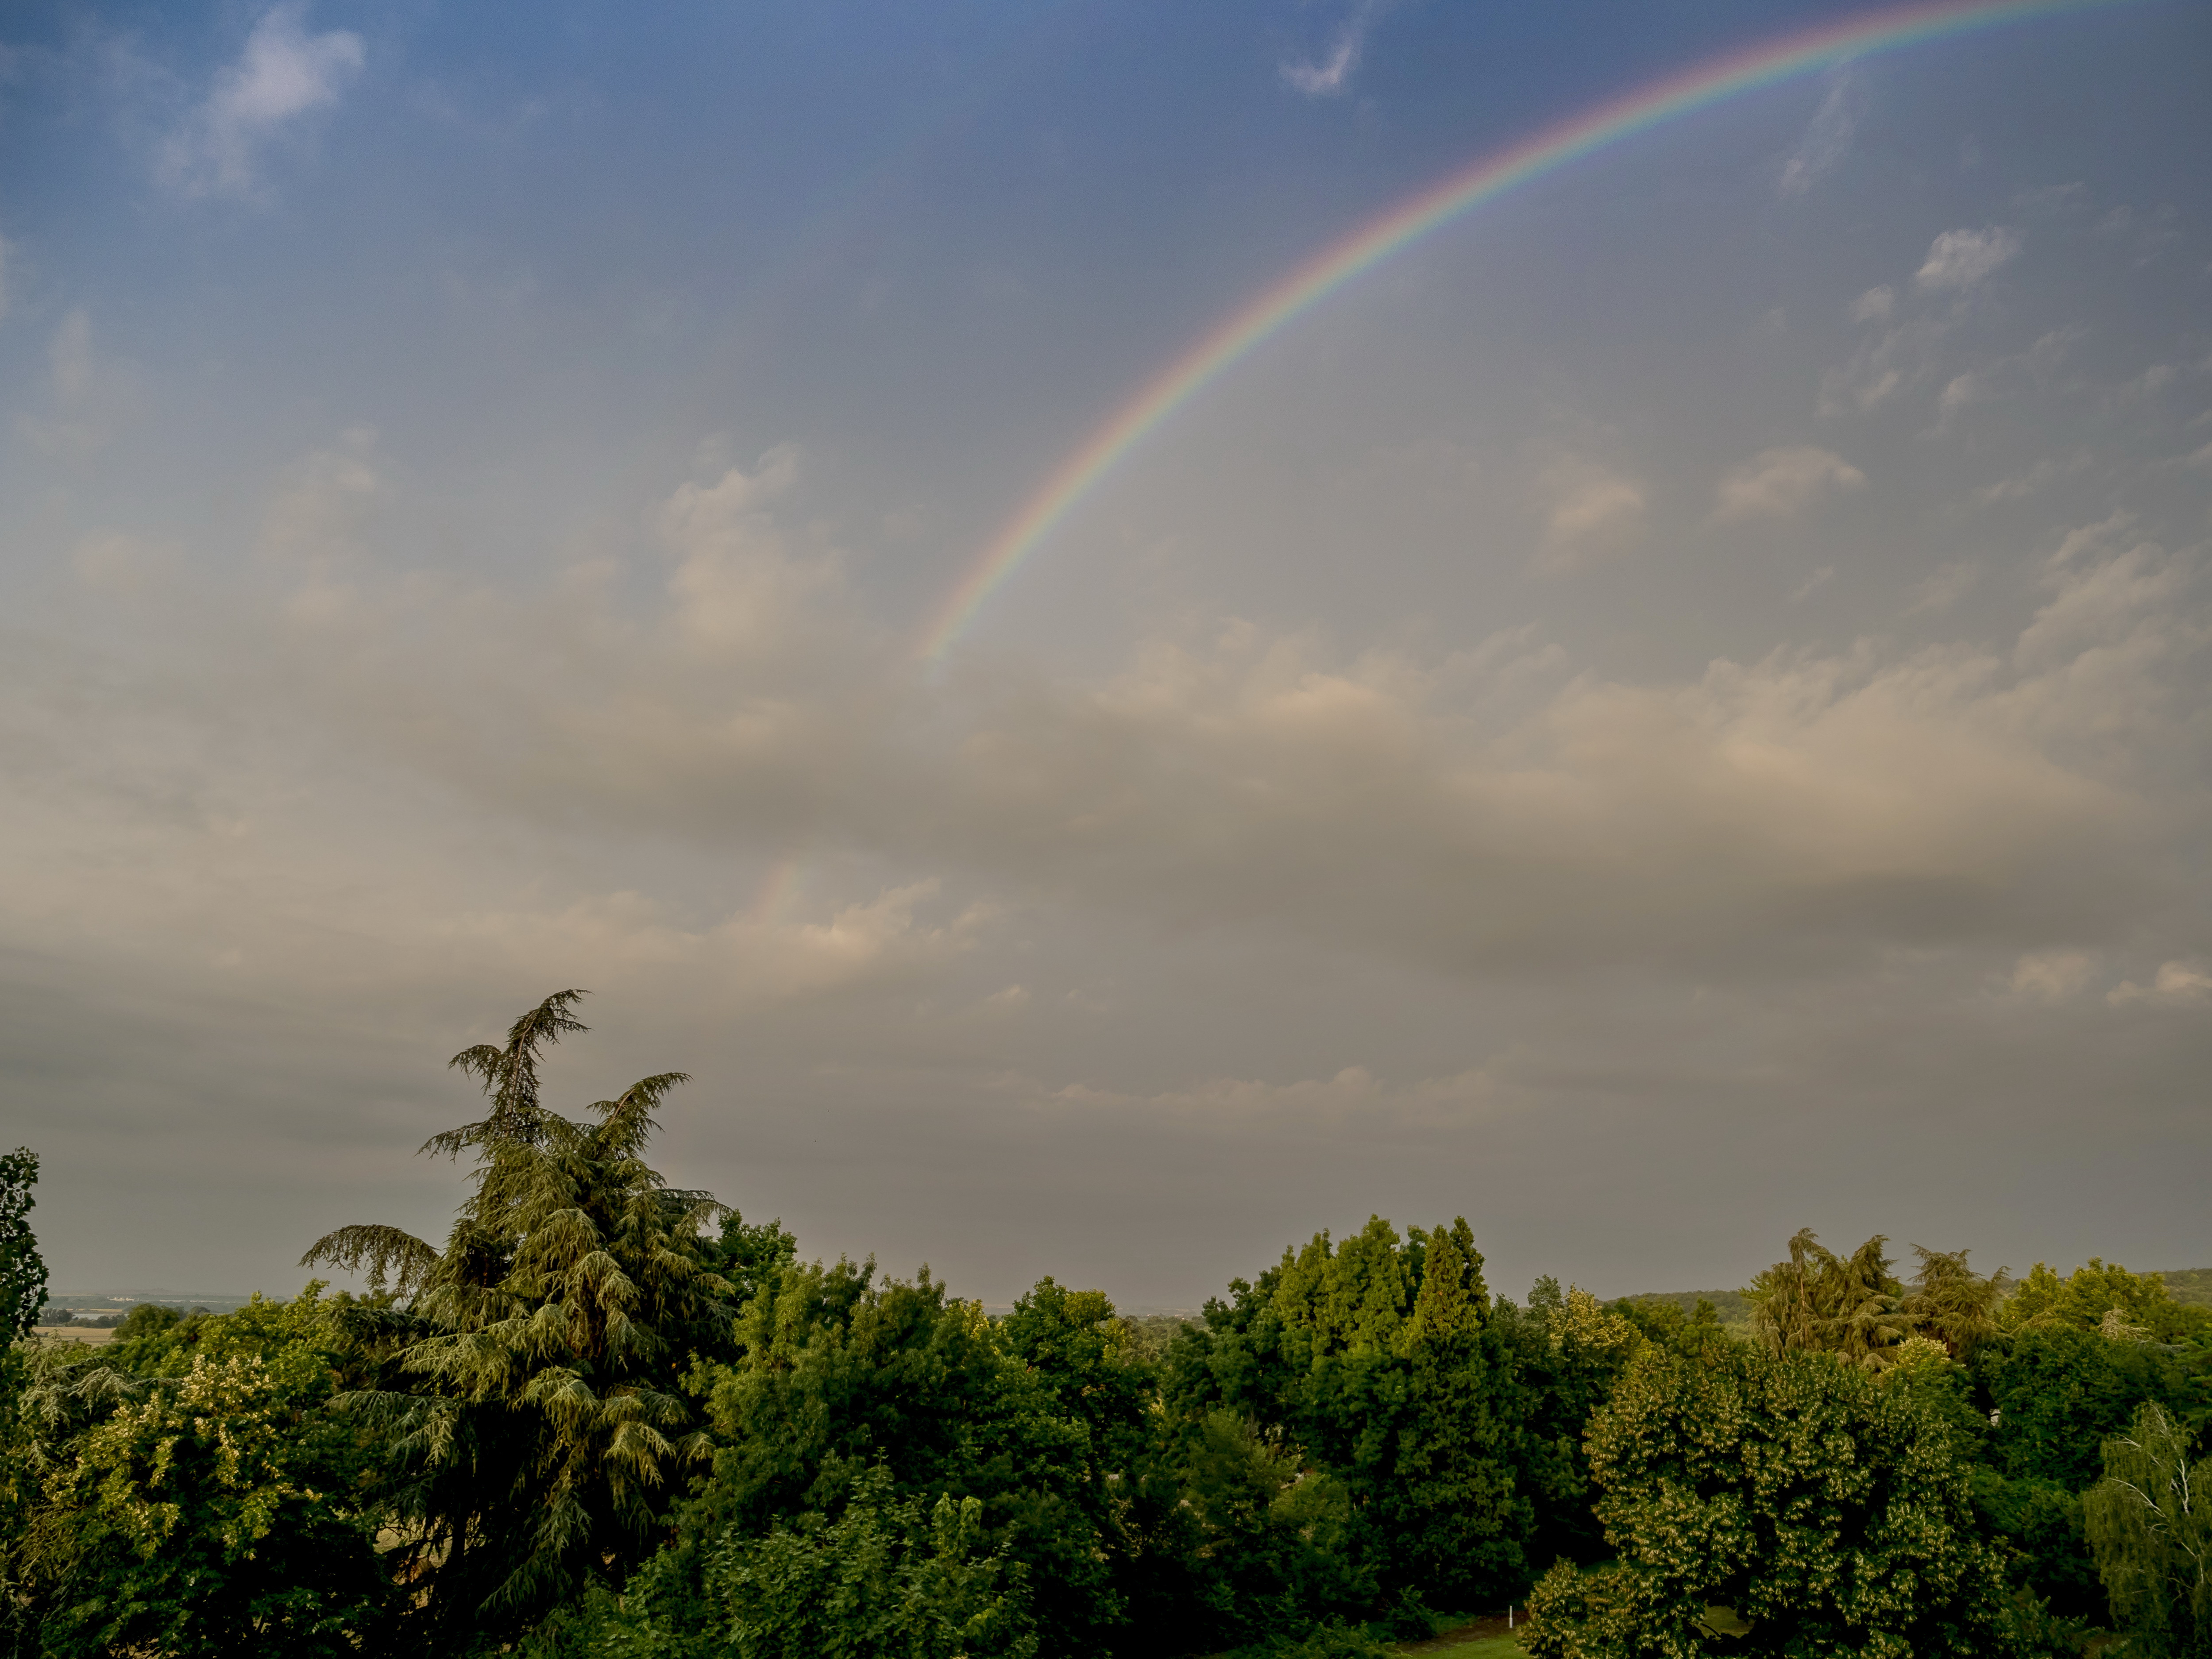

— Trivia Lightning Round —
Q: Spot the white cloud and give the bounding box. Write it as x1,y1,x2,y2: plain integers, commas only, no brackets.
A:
160,4,365,198
1713,446,1866,522
1778,73,1863,198
1281,0,1389,96
1850,285,1895,324
1536,455,1645,567
1915,225,2022,291
2108,961,2212,1007
2010,949,2094,1002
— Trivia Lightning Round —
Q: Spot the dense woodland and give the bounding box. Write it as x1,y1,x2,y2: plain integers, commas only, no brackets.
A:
3,996,2209,1657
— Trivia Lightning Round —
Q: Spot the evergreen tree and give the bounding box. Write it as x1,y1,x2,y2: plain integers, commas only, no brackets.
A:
301,991,740,1643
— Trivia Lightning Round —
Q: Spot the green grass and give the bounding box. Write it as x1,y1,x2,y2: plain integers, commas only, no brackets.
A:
1411,1638,1523,1657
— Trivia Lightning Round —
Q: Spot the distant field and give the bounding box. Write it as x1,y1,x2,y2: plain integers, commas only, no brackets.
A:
31,1326,113,1345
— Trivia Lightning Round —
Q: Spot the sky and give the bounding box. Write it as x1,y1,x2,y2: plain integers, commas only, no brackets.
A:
2,0,2209,1309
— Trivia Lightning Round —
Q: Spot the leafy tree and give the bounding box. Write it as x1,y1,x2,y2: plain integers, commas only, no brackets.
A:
1162,1216,1532,1616
2007,1260,2212,1346
0,1150,46,1346
2085,1401,2212,1656
9,1285,397,1658
633,1260,1140,1659
301,990,741,1644
1976,1323,2210,1491
604,1462,1038,1659
1492,1283,1651,1572
1523,1346,2015,1658
0,1148,49,1654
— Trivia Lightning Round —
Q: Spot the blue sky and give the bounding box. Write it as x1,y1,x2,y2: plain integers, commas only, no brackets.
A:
4,0,2210,1304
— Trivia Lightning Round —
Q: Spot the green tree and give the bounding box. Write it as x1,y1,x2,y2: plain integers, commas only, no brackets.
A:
2006,1260,2212,1346
1745,1230,1915,1374
630,1260,1140,1659
1905,1246,2009,1358
0,1149,46,1346
1523,1346,2014,1658
301,990,741,1644
1975,1323,2209,1491
8,1285,397,1658
605,1462,1038,1659
0,1148,50,1654
1161,1216,1532,1619
2084,1401,2212,1656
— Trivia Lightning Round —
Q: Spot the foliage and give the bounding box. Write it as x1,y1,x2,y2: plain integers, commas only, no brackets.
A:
2006,1260,2212,1346
1162,1216,1532,1620
603,1462,1038,1659
9,1286,396,1657
1744,1230,1912,1373
626,1258,1143,1659
1907,1246,2011,1358
2085,1401,2212,1656
300,990,741,1644
0,1150,47,1347
1976,1323,2211,1491
1745,1232,2009,1373
1522,1346,2015,1658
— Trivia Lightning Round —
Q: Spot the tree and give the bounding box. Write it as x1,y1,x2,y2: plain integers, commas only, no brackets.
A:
0,1149,46,1346
2006,1260,2211,1346
1745,1230,1915,1374
630,1261,1141,1659
1905,1246,2008,1358
0,1148,50,1653
603,1462,1039,1659
8,1285,398,1658
301,991,740,1642
1524,1346,2015,1658
2085,1401,2212,1656
1161,1216,1532,1619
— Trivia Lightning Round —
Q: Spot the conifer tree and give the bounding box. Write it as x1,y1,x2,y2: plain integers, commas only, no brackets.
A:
302,992,740,1640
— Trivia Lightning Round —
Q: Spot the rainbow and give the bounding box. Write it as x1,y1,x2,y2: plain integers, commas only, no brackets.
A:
917,0,2133,661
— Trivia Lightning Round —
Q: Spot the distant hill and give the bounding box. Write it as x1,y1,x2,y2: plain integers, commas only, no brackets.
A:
2154,1268,2212,1308
1611,1287,1755,1336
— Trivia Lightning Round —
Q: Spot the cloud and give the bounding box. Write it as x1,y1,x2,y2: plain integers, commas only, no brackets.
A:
160,4,364,198
16,309,140,457
194,454,2204,986
1049,1063,1514,1129
1281,0,1389,96
1907,563,1978,617
1713,446,1866,522
2108,961,2212,1007
1536,455,1645,567
1915,225,2022,291
1778,73,1863,198
1850,286,1895,324
0,232,12,323
2011,950,2095,1002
